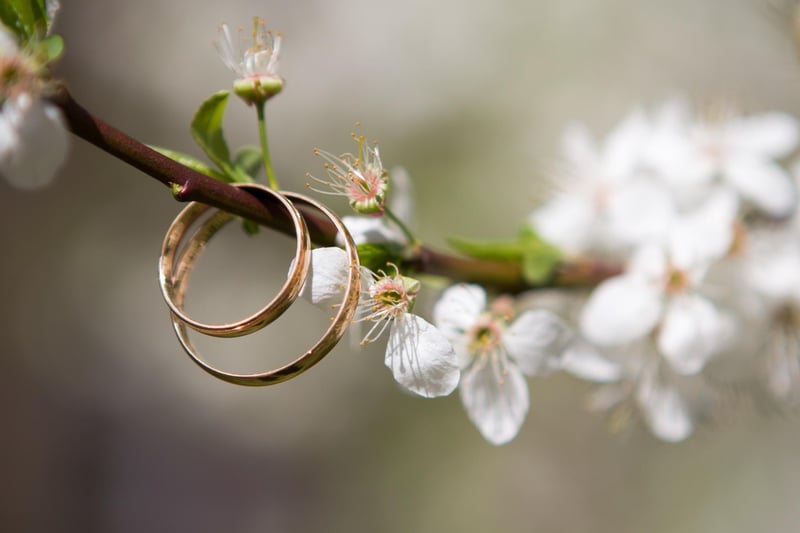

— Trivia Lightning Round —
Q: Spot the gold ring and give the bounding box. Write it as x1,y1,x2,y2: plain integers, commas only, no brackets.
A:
159,183,311,338
168,191,361,386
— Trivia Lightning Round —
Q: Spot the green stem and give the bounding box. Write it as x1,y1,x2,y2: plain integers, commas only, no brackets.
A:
256,101,279,190
384,206,420,249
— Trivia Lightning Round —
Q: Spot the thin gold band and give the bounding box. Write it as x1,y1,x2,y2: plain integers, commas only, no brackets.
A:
166,191,361,386
159,183,311,338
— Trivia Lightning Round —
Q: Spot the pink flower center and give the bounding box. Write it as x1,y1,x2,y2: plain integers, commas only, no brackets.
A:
347,168,383,203
467,317,503,356
663,267,690,295
369,277,411,317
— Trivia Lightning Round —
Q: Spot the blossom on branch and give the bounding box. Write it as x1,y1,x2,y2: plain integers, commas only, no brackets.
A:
307,135,389,216
0,23,68,190
433,284,569,445
341,166,414,246
579,189,738,376
215,17,283,103
299,247,459,398
647,101,799,216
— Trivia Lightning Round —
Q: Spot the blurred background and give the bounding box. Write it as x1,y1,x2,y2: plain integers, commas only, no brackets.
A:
3,0,800,531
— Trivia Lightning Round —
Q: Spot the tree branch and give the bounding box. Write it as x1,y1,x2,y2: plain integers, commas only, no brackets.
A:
49,87,621,292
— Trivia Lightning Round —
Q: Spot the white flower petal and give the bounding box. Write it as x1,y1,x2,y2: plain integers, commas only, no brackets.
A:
297,247,350,306
745,234,800,303
529,195,597,254
607,180,675,248
338,215,406,246
636,368,692,442
668,187,738,269
728,112,800,159
385,315,459,398
460,357,529,445
0,96,69,190
433,284,486,342
604,109,649,180
658,294,722,375
387,166,414,228
580,276,662,346
628,244,668,282
647,101,713,186
725,155,796,217
503,310,569,376
561,342,623,383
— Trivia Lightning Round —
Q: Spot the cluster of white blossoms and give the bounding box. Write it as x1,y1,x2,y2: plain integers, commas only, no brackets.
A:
530,100,800,441
301,243,570,445
305,140,573,445
0,2,68,190
305,100,800,445
211,21,800,444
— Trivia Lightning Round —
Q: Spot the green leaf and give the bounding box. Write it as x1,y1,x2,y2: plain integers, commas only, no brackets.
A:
448,229,563,285
190,91,237,178
149,145,228,181
447,236,524,261
519,227,562,284
39,33,63,61
356,243,405,273
234,146,263,179
0,0,51,42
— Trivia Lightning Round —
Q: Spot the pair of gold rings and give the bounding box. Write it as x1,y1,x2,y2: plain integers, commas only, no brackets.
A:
158,183,361,386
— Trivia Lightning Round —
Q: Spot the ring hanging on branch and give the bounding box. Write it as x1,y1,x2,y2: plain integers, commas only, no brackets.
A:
159,183,311,337
162,185,362,386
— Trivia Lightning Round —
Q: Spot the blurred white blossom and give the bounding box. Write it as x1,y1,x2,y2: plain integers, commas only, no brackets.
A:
580,190,737,376
0,24,68,189
530,111,674,255
647,101,799,216
577,347,694,442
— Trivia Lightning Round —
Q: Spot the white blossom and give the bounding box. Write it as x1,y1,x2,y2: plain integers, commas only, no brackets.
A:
647,101,798,216
0,25,68,189
737,222,800,404
580,348,693,442
299,247,459,398
530,110,675,255
433,284,569,445
215,18,283,103
580,189,737,375
340,166,414,246
215,18,282,83
308,136,389,216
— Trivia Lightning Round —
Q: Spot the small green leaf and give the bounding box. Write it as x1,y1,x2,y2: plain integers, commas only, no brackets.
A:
0,0,50,42
241,220,260,235
519,227,562,284
356,243,405,272
191,91,237,178
234,146,263,179
39,33,63,61
149,145,228,181
447,236,524,261
449,229,563,285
